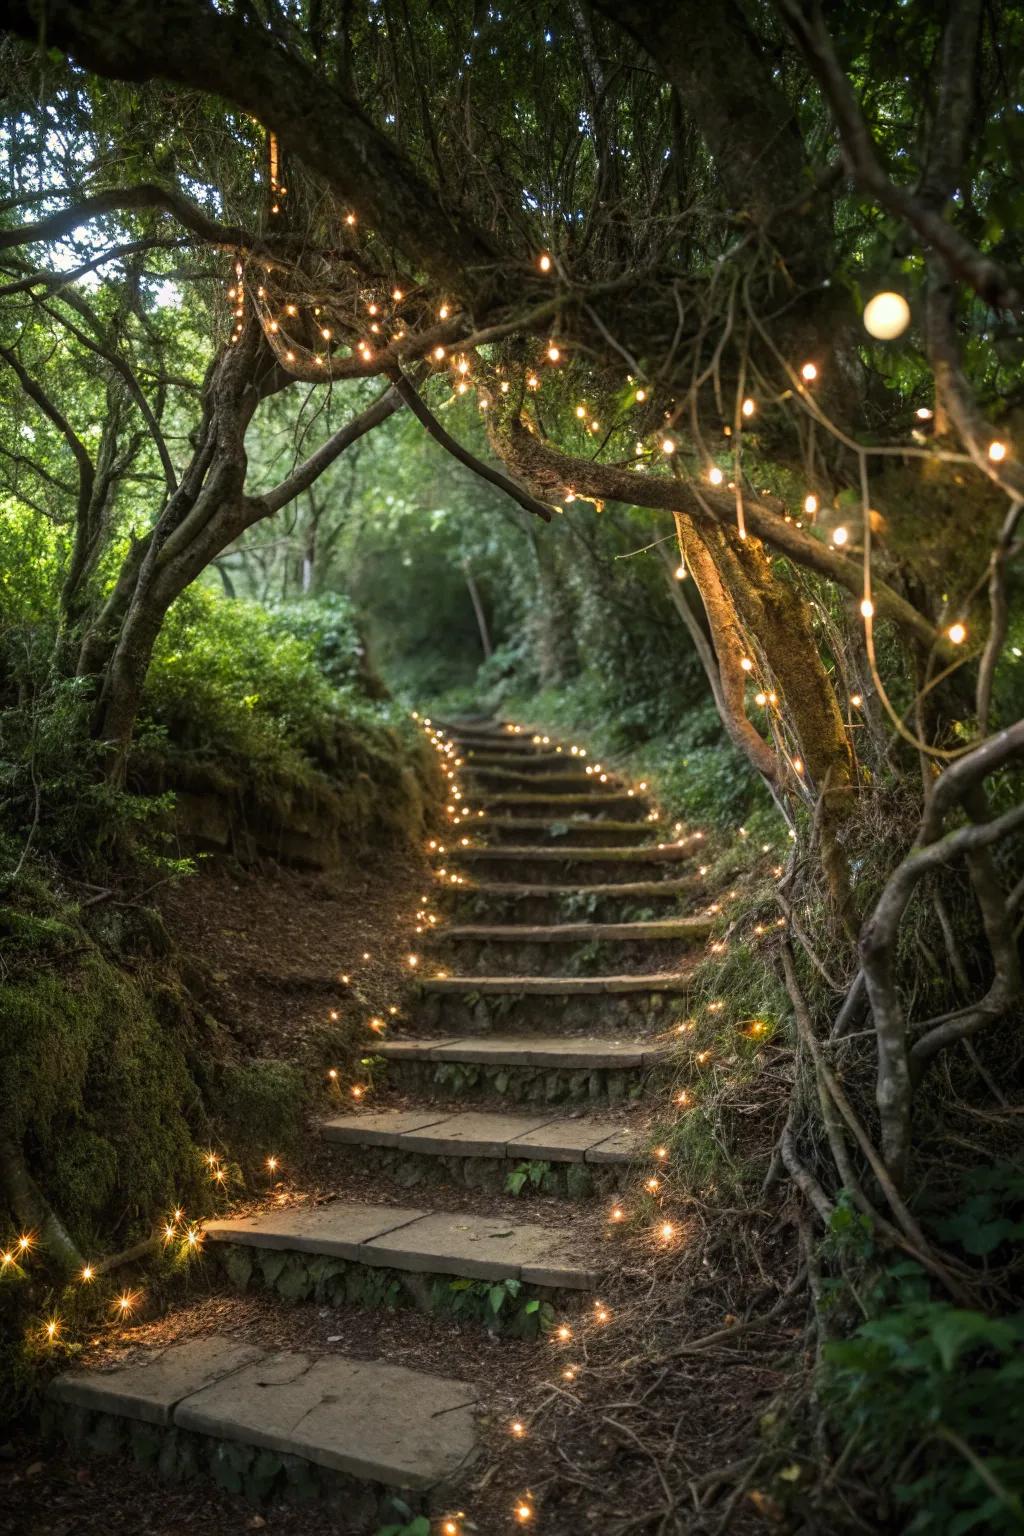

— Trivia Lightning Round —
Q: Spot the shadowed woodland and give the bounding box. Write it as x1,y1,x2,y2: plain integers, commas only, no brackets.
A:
1,2,1023,1533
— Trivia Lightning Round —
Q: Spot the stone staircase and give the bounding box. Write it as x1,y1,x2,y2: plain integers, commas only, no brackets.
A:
47,718,702,1529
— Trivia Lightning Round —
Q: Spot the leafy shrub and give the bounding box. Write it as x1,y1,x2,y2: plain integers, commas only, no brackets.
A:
825,1291,1024,1533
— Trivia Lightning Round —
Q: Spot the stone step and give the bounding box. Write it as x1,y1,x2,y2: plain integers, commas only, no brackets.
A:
422,972,689,995
480,791,644,818
419,969,689,1032
50,1335,477,1514
451,878,700,918
467,766,608,789
378,1034,667,1067
482,818,657,846
205,1199,599,1289
463,750,583,770
323,1108,640,1163
452,843,689,866
377,1034,661,1110
435,917,711,944
446,731,544,753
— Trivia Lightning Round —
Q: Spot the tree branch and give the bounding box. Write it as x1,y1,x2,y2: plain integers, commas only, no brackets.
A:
775,0,1022,311
259,385,404,516
388,370,554,521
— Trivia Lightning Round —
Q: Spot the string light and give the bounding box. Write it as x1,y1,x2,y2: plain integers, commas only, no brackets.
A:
114,1290,139,1318
515,1498,534,1523
989,440,1007,462
538,253,552,272
948,622,967,644
741,397,755,417
80,1264,94,1282
800,362,818,381
860,598,875,619
266,1156,279,1173
708,465,724,485
832,525,849,546
863,291,910,339
804,494,819,515
659,1221,675,1243
851,693,863,707
740,656,753,672
661,436,676,455
511,1420,526,1438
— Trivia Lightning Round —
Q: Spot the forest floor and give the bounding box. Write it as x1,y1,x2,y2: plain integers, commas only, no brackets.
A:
3,827,782,1535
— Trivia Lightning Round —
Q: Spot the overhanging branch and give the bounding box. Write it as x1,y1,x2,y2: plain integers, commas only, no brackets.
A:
388,370,554,522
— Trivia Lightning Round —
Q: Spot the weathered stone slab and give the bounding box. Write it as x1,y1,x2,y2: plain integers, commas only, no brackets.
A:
365,1210,598,1288
398,1111,559,1158
371,1038,463,1060
205,1201,424,1258
321,1110,450,1147
584,1127,643,1163
176,1350,478,1489
49,1335,263,1426
439,918,711,943
507,1119,639,1163
422,972,690,995
452,844,689,863
382,1035,659,1068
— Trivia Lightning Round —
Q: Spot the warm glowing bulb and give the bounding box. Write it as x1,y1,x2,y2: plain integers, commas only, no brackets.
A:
740,656,753,672
81,1265,94,1282
708,465,724,485
916,406,933,420
515,1502,533,1523
635,388,646,401
609,1206,625,1222
266,1156,279,1173
800,362,817,381
832,525,849,546
407,954,419,967
755,691,767,706
741,397,755,417
674,563,686,580
547,344,560,362
660,1222,675,1242
661,437,675,454
511,1420,526,1437
948,622,967,644
804,494,818,515
989,440,1007,462
433,345,446,361
850,693,863,707
860,598,874,619
538,253,552,272
863,291,910,339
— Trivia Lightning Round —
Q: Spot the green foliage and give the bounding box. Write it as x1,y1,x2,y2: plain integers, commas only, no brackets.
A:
0,935,209,1254
824,1280,1024,1533
213,1060,306,1167
505,1159,553,1195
